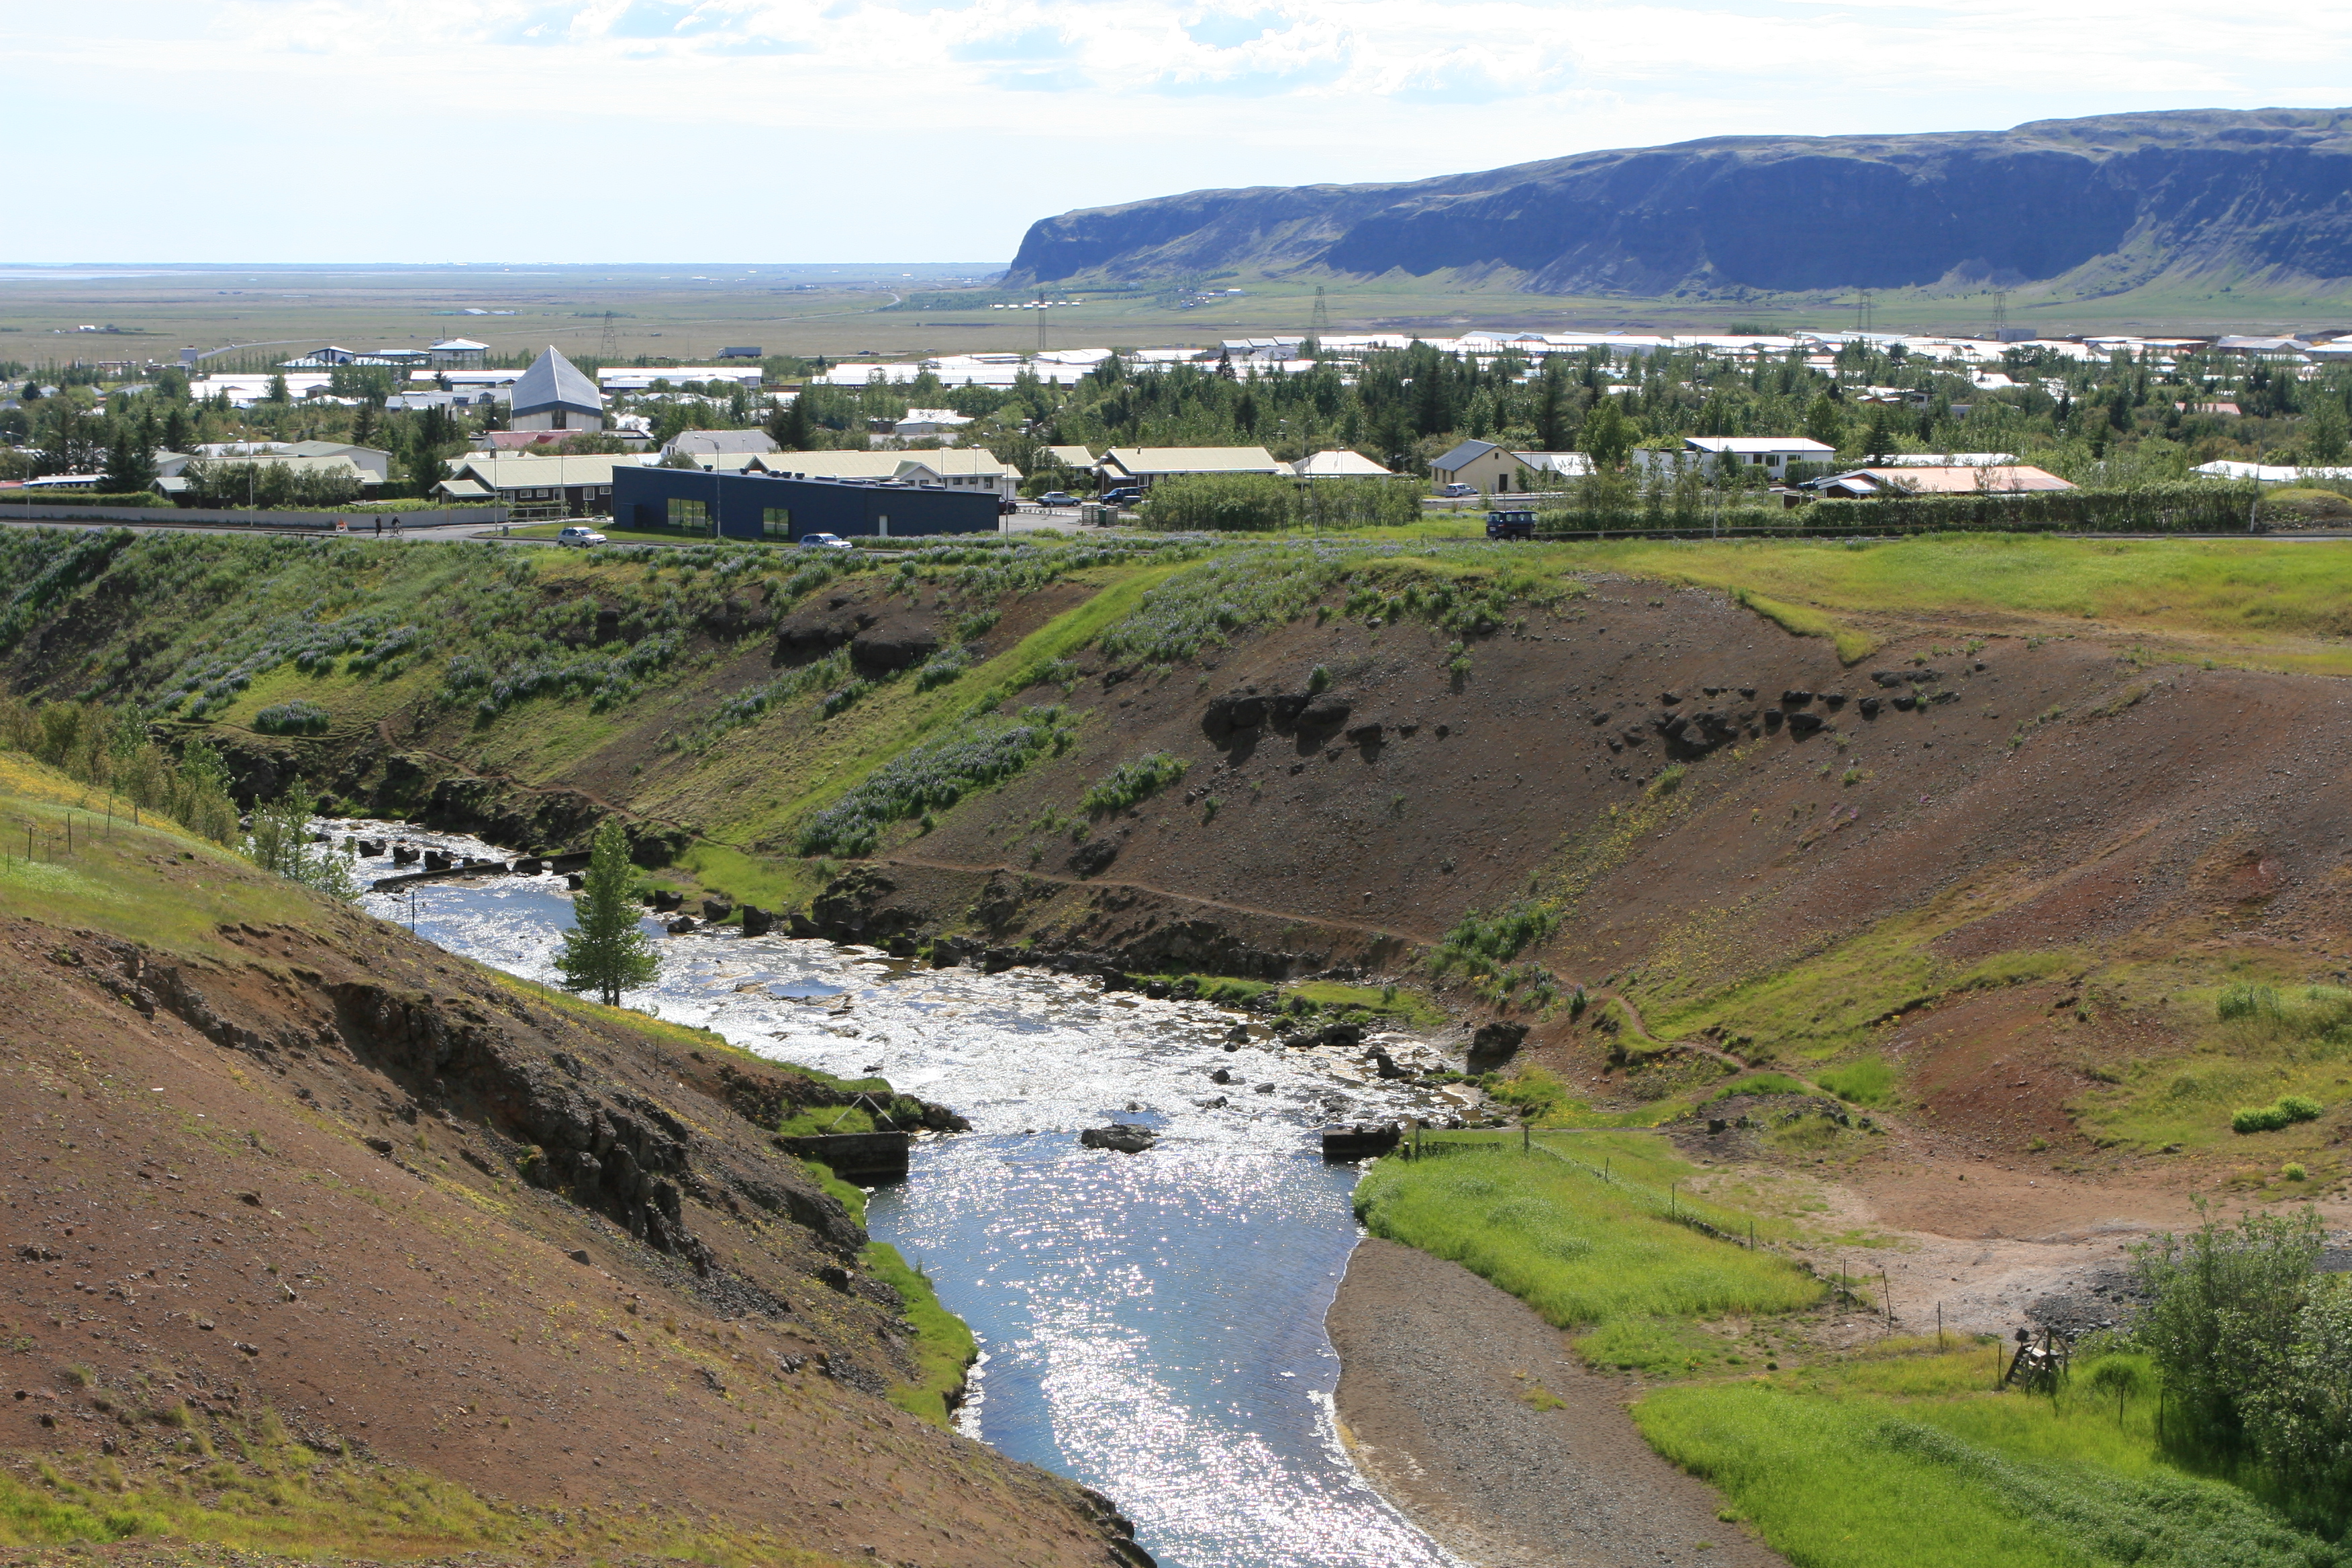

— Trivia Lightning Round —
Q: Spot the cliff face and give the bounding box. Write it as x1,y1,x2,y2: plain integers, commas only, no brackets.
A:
1006,108,2352,294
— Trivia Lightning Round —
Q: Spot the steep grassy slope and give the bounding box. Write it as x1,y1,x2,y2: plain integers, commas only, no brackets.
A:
0,751,1147,1566
7,527,2352,1190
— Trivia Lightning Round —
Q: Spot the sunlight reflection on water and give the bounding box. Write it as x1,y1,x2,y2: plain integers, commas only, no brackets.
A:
343,820,1460,1567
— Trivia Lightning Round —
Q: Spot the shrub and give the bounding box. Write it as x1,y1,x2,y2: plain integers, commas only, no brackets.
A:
1078,751,1187,815
795,706,1073,857
2218,983,2284,1022
2233,1097,2320,1134
1433,902,1559,976
914,644,972,691
1136,473,1422,532
252,699,330,736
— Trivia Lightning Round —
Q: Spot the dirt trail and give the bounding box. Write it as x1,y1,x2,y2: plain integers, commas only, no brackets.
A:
880,852,1442,944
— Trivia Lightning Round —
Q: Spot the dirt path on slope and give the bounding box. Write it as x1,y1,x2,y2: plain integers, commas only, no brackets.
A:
879,852,1444,943
1328,1238,1784,1568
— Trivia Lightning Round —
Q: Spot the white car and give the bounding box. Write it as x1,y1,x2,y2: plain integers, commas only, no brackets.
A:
556,526,608,547
798,532,855,550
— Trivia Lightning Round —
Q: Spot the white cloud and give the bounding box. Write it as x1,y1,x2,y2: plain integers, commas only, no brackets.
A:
0,0,2346,260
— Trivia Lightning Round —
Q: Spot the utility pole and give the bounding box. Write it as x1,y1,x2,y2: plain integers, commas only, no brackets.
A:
1037,290,1048,356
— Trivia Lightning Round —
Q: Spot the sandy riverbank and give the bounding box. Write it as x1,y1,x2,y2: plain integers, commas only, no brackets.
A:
1326,1238,1785,1568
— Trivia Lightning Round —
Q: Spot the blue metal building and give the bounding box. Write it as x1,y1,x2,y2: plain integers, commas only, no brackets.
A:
610,465,1000,542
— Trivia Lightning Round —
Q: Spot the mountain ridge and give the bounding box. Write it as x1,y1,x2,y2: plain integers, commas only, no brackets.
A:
1006,107,2352,299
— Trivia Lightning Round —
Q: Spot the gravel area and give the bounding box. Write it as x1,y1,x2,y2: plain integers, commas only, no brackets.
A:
1327,1237,1786,1568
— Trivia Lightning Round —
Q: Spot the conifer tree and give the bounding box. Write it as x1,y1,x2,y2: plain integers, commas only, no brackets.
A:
555,820,660,1007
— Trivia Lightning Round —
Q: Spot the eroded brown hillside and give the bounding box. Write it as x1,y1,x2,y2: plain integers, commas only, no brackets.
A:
0,838,1147,1567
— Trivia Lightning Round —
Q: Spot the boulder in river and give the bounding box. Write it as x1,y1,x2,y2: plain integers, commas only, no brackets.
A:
1080,1124,1159,1154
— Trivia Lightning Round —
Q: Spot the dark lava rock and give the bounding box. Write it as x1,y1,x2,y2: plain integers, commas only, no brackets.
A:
1780,689,1814,705
1786,710,1825,735
775,605,873,660
1295,697,1352,733
1467,1020,1528,1073
665,916,697,935
740,905,775,938
701,897,735,921
649,889,685,912
1203,693,1269,738
850,620,941,676
1857,697,1881,719
1081,1124,1159,1154
1069,838,1119,878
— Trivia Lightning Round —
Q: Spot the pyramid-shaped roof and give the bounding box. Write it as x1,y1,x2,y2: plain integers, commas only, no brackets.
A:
511,346,603,415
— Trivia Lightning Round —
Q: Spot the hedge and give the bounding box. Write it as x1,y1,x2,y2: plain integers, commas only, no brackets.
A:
0,491,168,508
1528,481,2263,538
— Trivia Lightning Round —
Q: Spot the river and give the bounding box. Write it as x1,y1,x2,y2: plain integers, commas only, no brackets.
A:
340,822,1463,1568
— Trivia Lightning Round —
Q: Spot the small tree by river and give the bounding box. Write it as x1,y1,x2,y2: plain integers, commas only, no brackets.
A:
555,820,660,1006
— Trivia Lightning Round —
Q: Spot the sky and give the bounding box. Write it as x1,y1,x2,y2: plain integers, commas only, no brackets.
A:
5,0,2348,264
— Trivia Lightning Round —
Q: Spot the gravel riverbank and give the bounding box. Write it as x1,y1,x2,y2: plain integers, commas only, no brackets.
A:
1326,1238,1786,1568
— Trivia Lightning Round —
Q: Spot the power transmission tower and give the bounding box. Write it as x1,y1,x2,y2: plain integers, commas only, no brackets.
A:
1855,289,1875,336
1310,285,1330,341
1037,290,1048,355
1990,289,2010,340
598,311,619,362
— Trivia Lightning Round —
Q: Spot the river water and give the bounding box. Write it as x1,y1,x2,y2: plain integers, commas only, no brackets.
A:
340,822,1462,1568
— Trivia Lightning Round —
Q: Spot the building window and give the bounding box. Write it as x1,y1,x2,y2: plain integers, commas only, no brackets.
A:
552,408,569,430
667,498,709,532
762,507,792,541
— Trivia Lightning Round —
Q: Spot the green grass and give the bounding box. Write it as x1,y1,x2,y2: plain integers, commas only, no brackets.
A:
1634,1363,2340,1568
1816,1055,1896,1105
1556,534,2352,672
0,1418,851,1563
1710,1072,1812,1100
1353,1146,1821,1325
1283,979,1449,1028
863,1244,978,1428
1730,585,1881,665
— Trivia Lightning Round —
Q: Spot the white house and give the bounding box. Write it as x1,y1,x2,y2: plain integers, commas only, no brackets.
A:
893,407,973,442
434,453,647,516
1633,436,1836,479
1429,440,1592,493
1287,450,1395,479
748,448,1022,501
1095,446,1285,489
664,430,779,462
